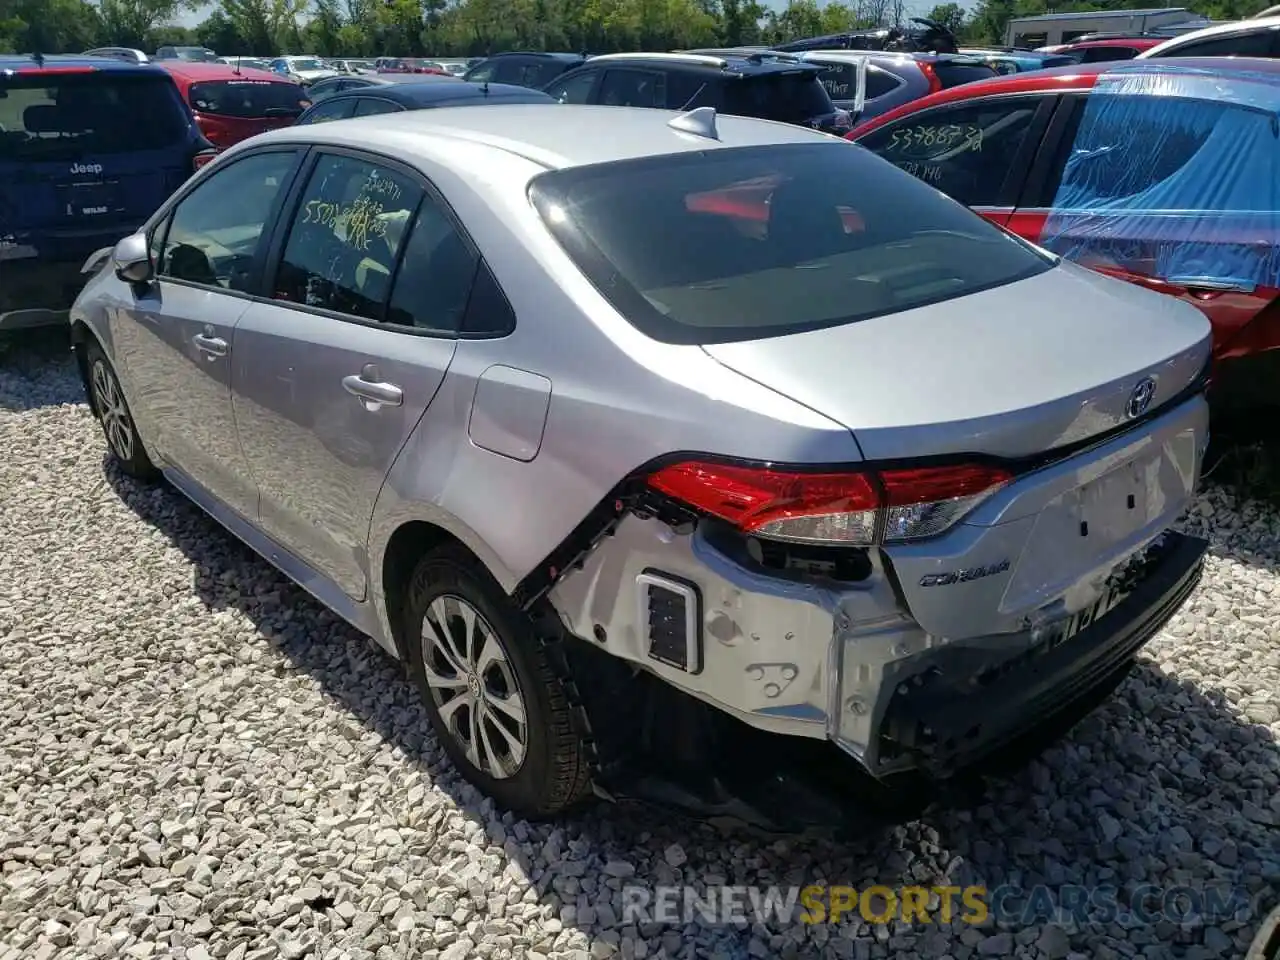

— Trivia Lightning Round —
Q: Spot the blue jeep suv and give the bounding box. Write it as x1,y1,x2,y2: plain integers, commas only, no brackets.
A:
0,54,212,332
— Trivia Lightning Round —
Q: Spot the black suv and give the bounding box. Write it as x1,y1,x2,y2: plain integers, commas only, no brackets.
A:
542,52,851,135
463,52,586,89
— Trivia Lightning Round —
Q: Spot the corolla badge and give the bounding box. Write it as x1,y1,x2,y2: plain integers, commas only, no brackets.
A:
1126,376,1157,419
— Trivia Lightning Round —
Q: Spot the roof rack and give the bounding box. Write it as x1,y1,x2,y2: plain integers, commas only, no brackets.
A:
588,52,729,68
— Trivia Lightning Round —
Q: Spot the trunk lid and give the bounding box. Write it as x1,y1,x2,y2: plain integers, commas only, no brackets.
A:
702,260,1212,461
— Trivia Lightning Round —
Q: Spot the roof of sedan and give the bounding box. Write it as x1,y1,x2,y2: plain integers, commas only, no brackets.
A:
252,102,838,169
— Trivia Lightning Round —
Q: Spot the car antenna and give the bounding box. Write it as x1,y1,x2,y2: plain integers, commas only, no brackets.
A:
668,106,720,141
233,57,241,76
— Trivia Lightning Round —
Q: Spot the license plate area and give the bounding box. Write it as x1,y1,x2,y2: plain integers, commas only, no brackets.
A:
56,180,124,219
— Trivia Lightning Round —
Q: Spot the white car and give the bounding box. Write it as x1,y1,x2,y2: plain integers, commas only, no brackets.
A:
268,55,340,85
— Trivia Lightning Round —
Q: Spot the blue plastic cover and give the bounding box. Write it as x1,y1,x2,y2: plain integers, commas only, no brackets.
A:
1040,64,1280,292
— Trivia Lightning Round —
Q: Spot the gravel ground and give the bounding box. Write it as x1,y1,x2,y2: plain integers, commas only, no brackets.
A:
2,333,1279,960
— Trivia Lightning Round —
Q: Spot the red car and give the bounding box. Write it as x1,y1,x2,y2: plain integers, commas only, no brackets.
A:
1038,37,1162,62
157,61,310,150
848,57,1280,415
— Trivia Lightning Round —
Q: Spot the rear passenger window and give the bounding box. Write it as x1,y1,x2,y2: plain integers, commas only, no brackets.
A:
159,151,297,290
386,200,479,333
273,154,422,321
856,98,1040,206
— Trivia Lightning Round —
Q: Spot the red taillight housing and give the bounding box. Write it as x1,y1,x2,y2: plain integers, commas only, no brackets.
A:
192,148,218,171
647,460,1011,546
918,61,943,94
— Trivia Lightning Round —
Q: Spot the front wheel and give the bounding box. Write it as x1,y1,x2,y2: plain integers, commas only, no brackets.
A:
85,341,157,481
402,545,592,818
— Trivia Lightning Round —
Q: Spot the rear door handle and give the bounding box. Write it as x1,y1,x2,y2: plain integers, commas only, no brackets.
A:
343,365,403,408
192,333,227,358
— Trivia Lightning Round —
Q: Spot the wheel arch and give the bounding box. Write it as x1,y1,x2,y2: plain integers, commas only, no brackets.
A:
373,512,520,662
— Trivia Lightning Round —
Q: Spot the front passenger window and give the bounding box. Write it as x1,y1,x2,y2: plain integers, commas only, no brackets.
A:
273,154,423,321
159,150,297,290
546,70,597,104
355,98,401,117
299,98,357,124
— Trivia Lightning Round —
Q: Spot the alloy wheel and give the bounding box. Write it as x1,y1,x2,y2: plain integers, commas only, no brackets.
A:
421,595,528,779
90,359,135,463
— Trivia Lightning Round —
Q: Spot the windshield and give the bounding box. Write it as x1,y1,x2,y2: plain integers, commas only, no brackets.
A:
530,143,1051,345
720,71,834,122
0,73,189,161
189,80,309,118
289,59,324,72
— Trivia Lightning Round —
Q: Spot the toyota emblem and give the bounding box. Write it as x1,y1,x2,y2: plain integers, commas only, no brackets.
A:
1127,377,1156,419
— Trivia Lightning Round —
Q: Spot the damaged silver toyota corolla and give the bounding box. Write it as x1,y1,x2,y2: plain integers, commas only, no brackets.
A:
70,103,1211,826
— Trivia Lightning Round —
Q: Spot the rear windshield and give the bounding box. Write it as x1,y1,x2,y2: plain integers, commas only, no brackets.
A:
529,143,1051,345
189,80,309,117
720,71,834,122
932,62,1000,87
0,73,189,162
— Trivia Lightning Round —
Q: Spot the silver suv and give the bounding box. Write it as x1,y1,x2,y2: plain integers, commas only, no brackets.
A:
70,103,1211,822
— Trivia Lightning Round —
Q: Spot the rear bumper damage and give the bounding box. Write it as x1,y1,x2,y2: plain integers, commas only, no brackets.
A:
877,530,1205,777
546,399,1207,809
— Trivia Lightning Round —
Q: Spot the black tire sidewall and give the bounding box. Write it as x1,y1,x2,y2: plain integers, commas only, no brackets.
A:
401,548,568,816
85,340,156,479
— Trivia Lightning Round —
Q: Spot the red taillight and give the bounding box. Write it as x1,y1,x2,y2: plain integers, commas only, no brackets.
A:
193,149,218,171
919,61,943,94
647,460,1011,545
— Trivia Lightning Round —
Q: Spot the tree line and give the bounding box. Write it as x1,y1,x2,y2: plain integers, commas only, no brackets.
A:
0,0,1260,64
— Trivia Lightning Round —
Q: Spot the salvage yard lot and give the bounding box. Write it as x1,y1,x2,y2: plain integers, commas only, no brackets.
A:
1,333,1279,960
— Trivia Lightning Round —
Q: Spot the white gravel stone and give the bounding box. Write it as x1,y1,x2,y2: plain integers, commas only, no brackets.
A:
3,336,1280,960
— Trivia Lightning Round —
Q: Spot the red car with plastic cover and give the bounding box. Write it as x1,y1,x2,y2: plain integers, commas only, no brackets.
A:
157,60,310,150
846,57,1280,416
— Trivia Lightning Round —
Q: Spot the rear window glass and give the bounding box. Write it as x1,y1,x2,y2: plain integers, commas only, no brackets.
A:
189,80,309,118
932,62,1000,87
0,73,189,161
529,143,1051,345
720,72,834,123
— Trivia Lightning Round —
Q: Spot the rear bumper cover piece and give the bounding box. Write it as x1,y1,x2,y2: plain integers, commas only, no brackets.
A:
876,531,1206,777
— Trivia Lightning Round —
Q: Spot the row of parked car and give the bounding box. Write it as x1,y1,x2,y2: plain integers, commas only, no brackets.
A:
7,14,1280,418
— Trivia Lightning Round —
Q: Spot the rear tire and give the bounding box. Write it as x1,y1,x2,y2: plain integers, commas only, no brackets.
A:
401,544,592,818
85,341,158,481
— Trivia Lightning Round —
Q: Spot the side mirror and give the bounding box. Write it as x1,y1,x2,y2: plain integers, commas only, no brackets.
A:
112,234,153,284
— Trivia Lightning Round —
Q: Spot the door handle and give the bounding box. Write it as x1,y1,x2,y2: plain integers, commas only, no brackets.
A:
192,333,228,358
343,365,403,408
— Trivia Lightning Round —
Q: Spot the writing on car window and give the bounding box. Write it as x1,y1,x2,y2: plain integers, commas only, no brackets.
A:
886,123,984,153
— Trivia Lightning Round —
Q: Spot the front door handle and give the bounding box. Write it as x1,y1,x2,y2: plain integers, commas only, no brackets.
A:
343,364,403,408
192,332,227,358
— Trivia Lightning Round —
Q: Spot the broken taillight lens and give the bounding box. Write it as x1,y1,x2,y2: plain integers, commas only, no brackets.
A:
647,460,1011,546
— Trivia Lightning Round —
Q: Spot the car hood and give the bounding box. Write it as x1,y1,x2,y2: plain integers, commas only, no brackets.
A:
293,68,339,81
701,260,1212,461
